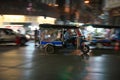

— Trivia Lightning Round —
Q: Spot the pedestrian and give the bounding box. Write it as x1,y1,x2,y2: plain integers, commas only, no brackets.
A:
34,28,39,46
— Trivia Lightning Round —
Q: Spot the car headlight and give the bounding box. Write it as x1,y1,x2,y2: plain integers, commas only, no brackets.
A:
25,35,31,39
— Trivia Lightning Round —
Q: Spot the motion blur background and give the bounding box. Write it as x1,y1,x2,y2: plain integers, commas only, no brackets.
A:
0,0,120,40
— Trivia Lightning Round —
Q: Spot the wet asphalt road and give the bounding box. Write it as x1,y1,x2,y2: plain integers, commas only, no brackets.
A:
0,41,120,80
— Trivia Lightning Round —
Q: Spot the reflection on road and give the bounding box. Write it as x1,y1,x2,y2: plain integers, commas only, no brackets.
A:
1,41,120,80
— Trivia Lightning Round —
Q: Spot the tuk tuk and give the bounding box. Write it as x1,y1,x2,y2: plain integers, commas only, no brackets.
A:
39,24,90,54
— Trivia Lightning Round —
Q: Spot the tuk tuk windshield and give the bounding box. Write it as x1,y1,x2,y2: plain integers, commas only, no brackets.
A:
40,28,63,42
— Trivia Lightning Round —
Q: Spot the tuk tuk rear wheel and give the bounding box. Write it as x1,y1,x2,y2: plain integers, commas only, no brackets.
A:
44,45,55,54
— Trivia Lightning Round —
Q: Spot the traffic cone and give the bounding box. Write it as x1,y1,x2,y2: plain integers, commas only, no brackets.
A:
114,42,119,51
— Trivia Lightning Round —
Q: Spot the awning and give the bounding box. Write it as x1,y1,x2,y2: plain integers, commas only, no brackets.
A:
83,24,120,29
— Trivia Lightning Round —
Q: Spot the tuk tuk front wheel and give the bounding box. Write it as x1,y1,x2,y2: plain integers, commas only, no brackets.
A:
44,45,55,54
80,45,90,54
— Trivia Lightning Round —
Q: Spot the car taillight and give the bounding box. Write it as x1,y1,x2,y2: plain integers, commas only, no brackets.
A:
15,36,21,45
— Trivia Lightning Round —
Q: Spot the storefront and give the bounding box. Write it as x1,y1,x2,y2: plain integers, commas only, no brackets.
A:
0,15,56,33
109,7,120,26
109,7,120,39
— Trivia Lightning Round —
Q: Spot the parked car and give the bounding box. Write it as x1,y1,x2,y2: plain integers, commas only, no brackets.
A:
0,28,29,45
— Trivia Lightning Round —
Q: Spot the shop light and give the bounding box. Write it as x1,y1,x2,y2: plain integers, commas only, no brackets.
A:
54,4,59,7
3,15,25,22
48,3,58,7
37,16,56,24
86,26,95,32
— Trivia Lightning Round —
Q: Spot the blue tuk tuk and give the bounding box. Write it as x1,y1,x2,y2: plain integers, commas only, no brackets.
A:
39,24,90,54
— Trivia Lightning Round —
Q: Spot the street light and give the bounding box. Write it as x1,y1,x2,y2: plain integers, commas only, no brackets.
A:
84,0,90,4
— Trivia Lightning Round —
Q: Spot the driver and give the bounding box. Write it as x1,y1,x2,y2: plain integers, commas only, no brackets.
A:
64,29,75,47
64,29,72,42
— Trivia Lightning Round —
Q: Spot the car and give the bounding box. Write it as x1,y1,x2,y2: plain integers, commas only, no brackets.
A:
0,28,29,45
26,30,35,40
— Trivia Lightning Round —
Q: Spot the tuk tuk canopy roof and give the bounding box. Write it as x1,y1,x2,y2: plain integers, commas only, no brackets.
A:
83,24,120,29
39,24,79,29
